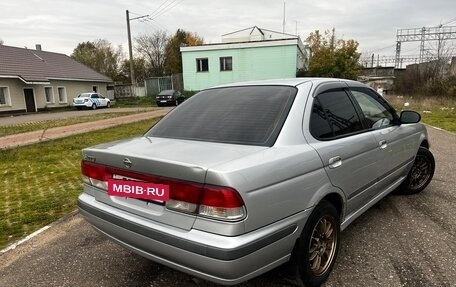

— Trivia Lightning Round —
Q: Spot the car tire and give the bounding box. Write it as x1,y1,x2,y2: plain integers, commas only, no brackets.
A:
396,146,435,195
289,200,340,287
91,103,97,110
156,102,162,107
107,102,111,108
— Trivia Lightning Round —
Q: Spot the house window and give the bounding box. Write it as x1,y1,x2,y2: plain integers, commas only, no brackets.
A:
196,58,209,72
58,87,67,103
0,87,11,106
92,85,98,92
45,87,54,103
220,57,232,71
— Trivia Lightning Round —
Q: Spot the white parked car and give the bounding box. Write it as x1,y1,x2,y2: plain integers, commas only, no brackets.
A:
73,92,111,110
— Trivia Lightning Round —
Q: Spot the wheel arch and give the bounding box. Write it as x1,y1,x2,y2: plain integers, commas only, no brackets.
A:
321,193,344,220
306,183,346,222
420,139,429,149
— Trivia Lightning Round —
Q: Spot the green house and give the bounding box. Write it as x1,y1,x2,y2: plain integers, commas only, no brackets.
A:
180,26,309,91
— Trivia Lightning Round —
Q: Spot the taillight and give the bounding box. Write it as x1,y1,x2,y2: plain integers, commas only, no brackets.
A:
81,160,246,221
81,161,109,190
198,185,245,220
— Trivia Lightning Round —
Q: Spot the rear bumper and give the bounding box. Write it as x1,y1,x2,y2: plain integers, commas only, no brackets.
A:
78,192,310,285
156,99,175,104
73,102,91,107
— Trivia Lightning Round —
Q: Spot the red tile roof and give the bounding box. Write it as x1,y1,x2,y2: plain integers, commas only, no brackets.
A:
0,45,112,83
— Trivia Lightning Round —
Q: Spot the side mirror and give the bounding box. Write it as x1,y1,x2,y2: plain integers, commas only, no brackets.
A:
400,111,421,124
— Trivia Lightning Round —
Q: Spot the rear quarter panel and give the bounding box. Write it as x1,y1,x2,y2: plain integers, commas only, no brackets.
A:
204,145,336,232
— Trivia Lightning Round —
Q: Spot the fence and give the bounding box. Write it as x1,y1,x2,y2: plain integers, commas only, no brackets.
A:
114,85,146,98
145,74,183,96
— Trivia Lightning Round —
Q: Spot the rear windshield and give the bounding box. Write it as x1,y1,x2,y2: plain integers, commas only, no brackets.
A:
147,86,297,146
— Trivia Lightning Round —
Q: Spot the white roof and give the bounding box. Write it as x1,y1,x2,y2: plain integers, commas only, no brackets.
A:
221,26,298,43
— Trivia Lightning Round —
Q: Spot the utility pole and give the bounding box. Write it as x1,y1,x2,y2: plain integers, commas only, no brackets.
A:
282,2,286,33
126,10,150,87
126,10,135,86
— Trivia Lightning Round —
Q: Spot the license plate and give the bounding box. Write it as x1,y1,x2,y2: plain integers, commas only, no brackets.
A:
160,100,167,103
108,178,169,201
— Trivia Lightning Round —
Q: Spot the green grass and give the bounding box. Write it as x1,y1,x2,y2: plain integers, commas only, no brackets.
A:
115,95,156,107
0,112,142,137
0,118,160,249
385,95,456,132
420,109,456,132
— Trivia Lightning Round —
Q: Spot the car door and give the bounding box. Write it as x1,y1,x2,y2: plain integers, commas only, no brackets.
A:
348,86,418,191
98,94,108,106
304,84,381,218
90,93,98,106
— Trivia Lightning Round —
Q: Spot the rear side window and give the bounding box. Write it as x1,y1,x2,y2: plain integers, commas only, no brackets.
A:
310,90,363,139
147,86,297,146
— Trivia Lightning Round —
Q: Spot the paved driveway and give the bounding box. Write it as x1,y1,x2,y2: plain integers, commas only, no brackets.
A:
0,126,454,287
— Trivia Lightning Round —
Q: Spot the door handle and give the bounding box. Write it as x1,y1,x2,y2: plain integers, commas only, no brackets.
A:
379,140,388,149
329,156,342,169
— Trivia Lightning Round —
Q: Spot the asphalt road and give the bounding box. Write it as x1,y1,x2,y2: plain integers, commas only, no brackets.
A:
0,126,454,287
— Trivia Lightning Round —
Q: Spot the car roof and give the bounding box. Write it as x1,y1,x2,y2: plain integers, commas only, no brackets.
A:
207,78,360,89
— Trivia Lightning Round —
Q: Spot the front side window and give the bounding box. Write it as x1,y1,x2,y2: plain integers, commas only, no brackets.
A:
310,90,363,139
220,57,232,71
350,88,394,129
148,86,297,146
196,58,209,72
58,87,67,103
0,87,11,106
45,87,54,103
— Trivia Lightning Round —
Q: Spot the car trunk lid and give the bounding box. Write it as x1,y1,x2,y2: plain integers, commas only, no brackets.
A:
82,136,266,230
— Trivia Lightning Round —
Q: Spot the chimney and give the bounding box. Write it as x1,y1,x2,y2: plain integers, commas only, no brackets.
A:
35,44,42,51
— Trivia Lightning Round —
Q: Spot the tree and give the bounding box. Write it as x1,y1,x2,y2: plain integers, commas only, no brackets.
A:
135,31,169,77
71,39,123,82
164,29,203,74
306,29,361,80
120,58,150,84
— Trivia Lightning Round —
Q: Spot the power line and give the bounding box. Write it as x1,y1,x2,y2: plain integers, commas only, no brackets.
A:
442,17,456,26
149,0,185,20
149,0,174,18
363,44,396,55
138,18,163,31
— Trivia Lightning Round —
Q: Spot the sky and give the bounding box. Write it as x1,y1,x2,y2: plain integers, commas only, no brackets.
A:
1,0,455,62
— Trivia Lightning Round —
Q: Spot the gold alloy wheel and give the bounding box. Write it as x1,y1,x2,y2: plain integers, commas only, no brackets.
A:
308,215,337,276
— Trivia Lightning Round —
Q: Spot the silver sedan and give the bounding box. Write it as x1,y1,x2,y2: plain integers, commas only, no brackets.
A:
78,78,434,287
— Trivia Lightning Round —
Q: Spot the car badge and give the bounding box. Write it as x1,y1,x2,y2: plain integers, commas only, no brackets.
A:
123,158,133,169
83,154,96,163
